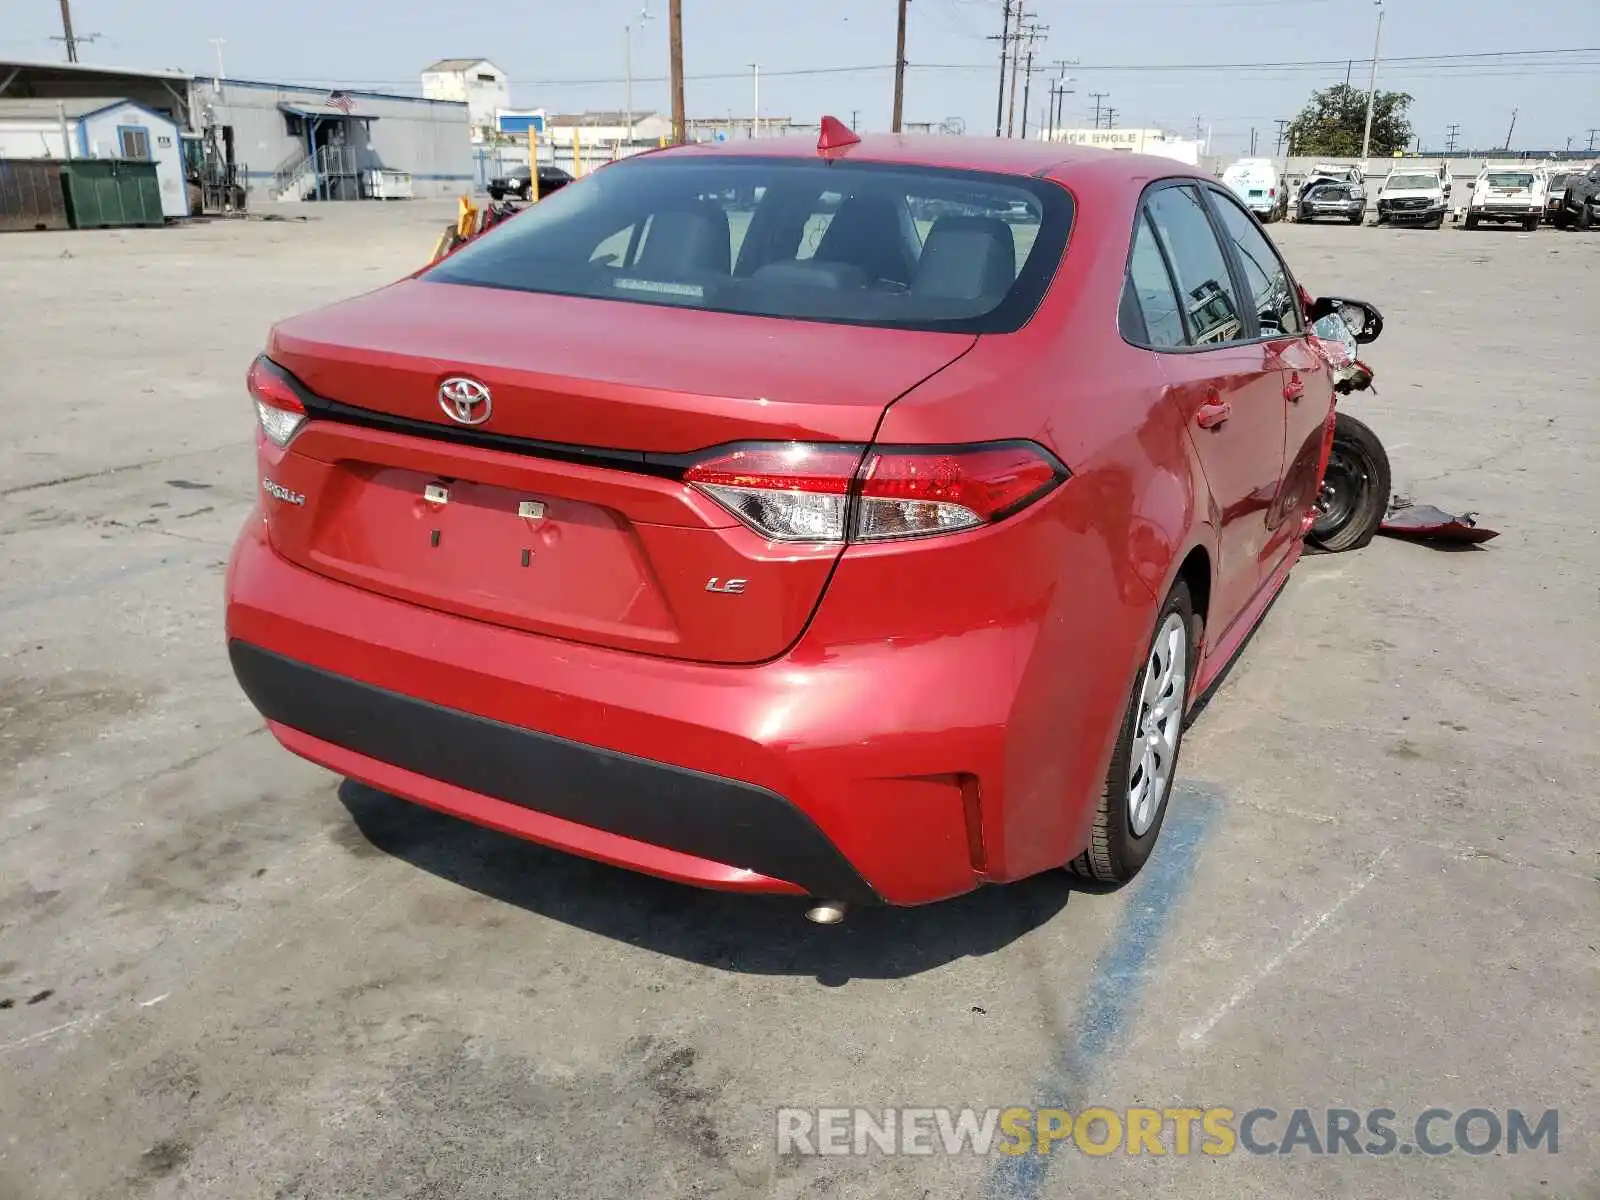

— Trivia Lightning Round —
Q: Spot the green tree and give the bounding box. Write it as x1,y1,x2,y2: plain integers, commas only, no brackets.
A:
1285,83,1414,157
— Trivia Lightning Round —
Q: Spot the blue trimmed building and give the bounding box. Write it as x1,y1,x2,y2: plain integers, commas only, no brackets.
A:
0,96,189,216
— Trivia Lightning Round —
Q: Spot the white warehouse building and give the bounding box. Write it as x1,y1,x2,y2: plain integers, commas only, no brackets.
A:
194,79,475,204
420,58,510,143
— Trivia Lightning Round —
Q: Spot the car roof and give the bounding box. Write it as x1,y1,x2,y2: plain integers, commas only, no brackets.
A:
653,133,1205,190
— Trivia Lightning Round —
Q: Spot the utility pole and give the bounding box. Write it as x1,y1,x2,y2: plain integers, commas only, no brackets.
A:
1105,107,1118,129
1502,108,1518,151
1274,117,1290,154
1588,128,1599,151
749,63,759,137
668,0,685,145
1005,12,1032,138
624,8,652,147
1090,91,1108,130
1017,25,1046,139
892,0,909,133
1445,123,1460,154
1249,127,1257,156
990,0,1013,137
1359,0,1384,161
57,0,79,63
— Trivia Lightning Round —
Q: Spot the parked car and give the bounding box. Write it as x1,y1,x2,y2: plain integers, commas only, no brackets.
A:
1464,165,1546,230
1221,157,1287,222
1298,181,1366,224
1543,172,1576,223
1295,162,1364,206
487,164,574,202
228,128,1342,910
1553,163,1600,230
1375,168,1448,228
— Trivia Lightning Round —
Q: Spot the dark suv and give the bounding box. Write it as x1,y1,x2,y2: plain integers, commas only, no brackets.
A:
1554,164,1600,230
487,164,574,202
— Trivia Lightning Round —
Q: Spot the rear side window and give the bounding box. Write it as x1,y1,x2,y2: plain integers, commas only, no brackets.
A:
1144,185,1246,346
1119,215,1186,348
1209,192,1303,337
427,157,1073,334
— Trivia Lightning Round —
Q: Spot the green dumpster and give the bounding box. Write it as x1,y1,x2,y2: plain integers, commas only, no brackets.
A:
59,159,164,229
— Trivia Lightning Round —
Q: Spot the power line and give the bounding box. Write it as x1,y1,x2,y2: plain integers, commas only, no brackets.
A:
239,46,1600,92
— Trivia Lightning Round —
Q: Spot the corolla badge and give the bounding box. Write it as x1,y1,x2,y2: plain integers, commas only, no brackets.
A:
438,376,492,426
262,477,305,506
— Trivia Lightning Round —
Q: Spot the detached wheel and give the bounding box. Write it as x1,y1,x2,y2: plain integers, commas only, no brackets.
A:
1309,412,1391,553
1067,583,1197,886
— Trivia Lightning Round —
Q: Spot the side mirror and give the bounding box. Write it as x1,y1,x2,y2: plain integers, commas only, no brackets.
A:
1306,296,1383,344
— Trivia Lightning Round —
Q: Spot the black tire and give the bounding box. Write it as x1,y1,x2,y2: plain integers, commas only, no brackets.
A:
486,187,505,201
1349,212,1364,225
1067,582,1198,886
1523,216,1539,232
1308,412,1390,553
1463,214,1480,230
1427,214,1445,229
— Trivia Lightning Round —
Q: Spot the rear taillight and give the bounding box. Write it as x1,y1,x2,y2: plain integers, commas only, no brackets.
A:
247,356,307,447
684,441,1067,544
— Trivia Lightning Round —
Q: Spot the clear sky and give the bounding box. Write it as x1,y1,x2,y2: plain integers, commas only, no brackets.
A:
8,0,1599,153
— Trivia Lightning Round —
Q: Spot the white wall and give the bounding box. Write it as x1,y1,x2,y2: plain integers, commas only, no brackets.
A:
79,103,188,217
0,122,68,158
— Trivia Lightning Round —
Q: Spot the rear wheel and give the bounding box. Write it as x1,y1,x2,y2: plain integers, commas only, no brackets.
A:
1309,412,1391,553
1523,216,1539,232
1349,212,1365,225
1067,583,1197,886
1464,214,1480,230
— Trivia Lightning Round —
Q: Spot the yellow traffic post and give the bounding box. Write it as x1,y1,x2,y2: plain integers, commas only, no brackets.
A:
529,126,540,202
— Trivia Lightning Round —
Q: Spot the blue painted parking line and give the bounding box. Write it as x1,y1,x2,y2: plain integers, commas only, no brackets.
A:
989,787,1219,1199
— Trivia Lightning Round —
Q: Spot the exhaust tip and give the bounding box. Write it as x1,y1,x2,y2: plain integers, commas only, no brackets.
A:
804,901,848,926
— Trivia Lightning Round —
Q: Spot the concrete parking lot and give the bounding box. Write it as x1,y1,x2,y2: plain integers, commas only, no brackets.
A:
1,201,1595,1200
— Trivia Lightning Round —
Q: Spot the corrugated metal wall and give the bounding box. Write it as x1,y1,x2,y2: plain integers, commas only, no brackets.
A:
194,80,473,203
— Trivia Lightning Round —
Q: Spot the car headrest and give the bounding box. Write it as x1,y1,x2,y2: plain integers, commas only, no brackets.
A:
813,194,915,285
914,216,1017,301
635,201,732,275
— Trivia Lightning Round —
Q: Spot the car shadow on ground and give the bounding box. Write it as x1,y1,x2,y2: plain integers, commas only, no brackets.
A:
337,779,1081,984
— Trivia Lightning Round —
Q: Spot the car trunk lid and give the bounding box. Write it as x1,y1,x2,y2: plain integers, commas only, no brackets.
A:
260,280,976,663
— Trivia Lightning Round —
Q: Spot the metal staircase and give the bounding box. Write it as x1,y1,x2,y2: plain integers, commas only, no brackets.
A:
272,145,361,202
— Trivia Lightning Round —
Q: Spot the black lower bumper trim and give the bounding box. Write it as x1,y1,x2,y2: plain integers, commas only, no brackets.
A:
229,642,879,904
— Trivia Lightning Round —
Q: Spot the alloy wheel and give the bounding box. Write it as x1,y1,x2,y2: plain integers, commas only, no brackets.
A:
1127,613,1187,837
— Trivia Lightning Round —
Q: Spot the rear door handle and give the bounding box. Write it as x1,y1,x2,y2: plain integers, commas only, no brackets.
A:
1283,373,1305,403
1196,401,1232,429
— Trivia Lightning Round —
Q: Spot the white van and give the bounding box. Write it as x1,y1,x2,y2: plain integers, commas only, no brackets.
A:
1464,165,1547,231
1221,159,1287,223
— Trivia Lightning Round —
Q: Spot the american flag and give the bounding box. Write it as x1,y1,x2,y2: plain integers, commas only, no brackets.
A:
326,91,356,114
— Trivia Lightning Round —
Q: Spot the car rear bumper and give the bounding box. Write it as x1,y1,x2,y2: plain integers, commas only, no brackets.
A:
231,640,873,901
224,514,1090,905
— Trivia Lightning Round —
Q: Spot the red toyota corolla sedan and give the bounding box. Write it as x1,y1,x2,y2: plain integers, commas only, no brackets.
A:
226,125,1336,909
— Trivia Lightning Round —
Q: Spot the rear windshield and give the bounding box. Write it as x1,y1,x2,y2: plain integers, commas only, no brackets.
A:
1385,174,1438,190
427,156,1073,334
1485,172,1534,188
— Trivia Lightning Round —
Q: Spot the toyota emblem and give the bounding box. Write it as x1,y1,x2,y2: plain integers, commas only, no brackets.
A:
438,376,492,426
